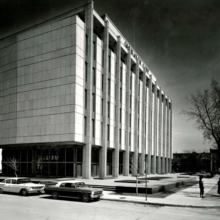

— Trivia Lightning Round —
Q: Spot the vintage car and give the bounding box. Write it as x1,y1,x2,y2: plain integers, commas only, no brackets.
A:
0,177,45,196
44,180,103,202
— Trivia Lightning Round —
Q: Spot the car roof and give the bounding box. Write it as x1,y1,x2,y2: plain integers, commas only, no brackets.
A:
57,180,84,184
5,177,30,180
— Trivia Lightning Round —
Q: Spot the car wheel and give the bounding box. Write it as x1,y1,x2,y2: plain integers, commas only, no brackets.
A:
81,194,90,203
21,189,28,196
52,192,58,199
0,188,3,194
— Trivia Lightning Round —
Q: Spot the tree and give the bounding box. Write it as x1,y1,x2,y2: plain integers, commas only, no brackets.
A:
129,153,141,195
182,79,220,166
4,158,19,177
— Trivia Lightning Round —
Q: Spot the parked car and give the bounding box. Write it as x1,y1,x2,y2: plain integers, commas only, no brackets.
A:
0,177,45,196
44,180,103,202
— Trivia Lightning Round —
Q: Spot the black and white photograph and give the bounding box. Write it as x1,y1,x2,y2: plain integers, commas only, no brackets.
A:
0,0,220,219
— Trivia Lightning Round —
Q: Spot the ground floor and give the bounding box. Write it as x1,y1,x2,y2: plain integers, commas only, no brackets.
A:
1,144,172,178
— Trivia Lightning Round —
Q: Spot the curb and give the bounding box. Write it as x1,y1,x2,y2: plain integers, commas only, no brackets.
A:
101,197,220,208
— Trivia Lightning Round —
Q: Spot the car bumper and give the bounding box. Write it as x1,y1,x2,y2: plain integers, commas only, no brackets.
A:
28,189,45,194
90,194,103,199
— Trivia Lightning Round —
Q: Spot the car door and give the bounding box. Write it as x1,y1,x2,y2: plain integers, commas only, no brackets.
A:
10,179,20,193
2,179,12,192
70,183,80,198
63,183,76,198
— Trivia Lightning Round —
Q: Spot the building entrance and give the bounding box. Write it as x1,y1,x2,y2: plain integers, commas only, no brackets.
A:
107,150,113,176
91,147,99,177
119,151,124,174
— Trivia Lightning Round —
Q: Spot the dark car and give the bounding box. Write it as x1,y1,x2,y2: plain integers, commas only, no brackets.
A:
44,180,103,202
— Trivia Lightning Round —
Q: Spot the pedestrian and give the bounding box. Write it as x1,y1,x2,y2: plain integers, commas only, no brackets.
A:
218,178,220,196
199,176,204,198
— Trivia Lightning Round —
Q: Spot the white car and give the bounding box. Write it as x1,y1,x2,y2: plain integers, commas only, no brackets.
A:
0,177,45,196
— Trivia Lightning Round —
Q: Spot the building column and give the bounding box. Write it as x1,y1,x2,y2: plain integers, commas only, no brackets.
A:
166,96,170,173
140,67,147,175
100,17,109,178
157,87,162,173
147,75,153,174
133,56,140,176
112,36,121,177
83,2,94,178
162,93,166,174
169,100,173,173
152,81,157,174
124,46,131,176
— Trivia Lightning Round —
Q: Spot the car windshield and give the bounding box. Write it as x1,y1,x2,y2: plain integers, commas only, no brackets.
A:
17,179,32,184
75,182,86,188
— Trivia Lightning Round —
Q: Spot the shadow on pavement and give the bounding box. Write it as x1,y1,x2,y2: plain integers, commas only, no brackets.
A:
40,195,100,203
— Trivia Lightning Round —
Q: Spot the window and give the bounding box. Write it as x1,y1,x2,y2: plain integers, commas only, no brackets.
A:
130,75,132,89
65,183,73,188
93,68,96,86
93,41,96,60
84,89,87,109
107,125,110,141
108,79,110,95
102,74,104,91
108,55,111,72
92,93,95,112
86,35,88,55
120,66,123,83
120,88,122,103
102,50,104,67
108,102,110,118
120,108,122,123
101,122,103,140
119,129,121,144
129,132,131,146
102,99,104,115
115,106,116,120
84,117,87,136
12,179,17,184
130,95,132,108
92,119,95,138
6,179,11,184
60,183,66,187
130,114,131,127
85,62,88,82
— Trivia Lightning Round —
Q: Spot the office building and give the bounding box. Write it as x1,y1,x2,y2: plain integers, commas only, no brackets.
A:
0,2,172,178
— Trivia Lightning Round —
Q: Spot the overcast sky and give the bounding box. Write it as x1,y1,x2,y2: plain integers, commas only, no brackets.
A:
1,0,220,153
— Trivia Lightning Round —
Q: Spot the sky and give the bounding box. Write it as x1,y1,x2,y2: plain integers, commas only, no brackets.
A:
0,0,220,153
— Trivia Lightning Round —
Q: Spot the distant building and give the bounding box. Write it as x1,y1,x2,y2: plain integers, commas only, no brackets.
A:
0,2,172,178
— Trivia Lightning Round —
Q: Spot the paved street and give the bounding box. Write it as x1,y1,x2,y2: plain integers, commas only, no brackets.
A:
0,193,220,220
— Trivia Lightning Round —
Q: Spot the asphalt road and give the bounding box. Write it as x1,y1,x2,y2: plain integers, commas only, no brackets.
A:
0,193,220,220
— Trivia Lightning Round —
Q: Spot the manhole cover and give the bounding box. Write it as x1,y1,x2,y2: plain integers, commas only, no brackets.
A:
119,197,126,199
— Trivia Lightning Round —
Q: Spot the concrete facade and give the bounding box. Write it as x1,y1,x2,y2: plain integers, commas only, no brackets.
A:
0,2,172,178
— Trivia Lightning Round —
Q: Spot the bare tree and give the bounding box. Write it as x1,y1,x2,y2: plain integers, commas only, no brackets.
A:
129,153,141,195
4,158,19,177
182,79,220,166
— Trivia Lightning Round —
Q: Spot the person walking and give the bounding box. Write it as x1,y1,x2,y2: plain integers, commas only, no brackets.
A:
218,178,220,196
199,176,204,198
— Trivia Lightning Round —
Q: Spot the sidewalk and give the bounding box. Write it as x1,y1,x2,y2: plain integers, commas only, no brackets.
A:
100,175,220,208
